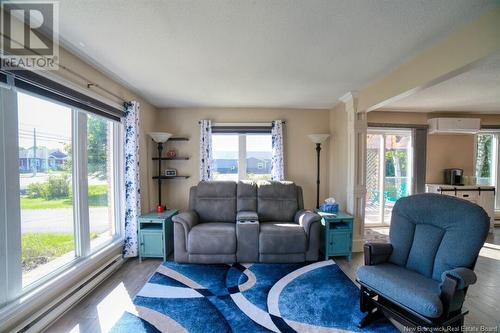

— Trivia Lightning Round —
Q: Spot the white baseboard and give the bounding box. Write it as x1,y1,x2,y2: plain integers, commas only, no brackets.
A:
3,252,125,333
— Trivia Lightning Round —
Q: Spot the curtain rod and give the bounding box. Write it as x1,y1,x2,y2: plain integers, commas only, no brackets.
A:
198,121,286,125
1,33,128,104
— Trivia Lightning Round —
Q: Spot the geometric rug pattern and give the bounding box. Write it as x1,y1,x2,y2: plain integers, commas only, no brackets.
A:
110,260,397,332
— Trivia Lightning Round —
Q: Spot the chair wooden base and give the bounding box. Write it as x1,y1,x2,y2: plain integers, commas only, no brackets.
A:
359,285,467,332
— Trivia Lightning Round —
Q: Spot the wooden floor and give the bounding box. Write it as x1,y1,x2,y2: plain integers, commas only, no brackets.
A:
47,228,500,332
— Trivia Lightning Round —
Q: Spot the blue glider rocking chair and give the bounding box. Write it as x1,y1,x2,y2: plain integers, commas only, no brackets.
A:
357,194,490,331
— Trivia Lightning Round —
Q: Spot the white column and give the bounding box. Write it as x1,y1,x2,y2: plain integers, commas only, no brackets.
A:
340,92,367,252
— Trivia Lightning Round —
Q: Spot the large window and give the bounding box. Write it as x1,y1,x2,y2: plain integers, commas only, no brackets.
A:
475,133,496,186
1,86,122,301
18,93,76,287
475,133,500,209
212,133,272,181
87,114,116,251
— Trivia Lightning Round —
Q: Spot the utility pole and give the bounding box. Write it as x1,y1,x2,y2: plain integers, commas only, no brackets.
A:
32,128,37,177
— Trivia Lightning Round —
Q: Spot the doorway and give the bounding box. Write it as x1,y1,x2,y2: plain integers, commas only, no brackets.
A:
365,129,413,226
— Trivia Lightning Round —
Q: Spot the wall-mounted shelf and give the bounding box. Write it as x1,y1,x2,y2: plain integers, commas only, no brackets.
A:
169,137,189,141
152,157,190,160
153,176,190,180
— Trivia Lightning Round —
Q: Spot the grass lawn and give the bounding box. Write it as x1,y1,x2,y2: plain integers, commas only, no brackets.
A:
21,184,108,209
22,233,98,272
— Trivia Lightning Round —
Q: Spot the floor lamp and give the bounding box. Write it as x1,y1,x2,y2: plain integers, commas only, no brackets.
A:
308,134,330,209
149,132,172,213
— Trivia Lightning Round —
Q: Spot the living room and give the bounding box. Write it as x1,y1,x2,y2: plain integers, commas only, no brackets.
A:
0,1,499,332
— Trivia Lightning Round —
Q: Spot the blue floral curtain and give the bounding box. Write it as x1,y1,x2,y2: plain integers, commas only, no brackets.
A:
123,101,141,257
199,120,213,181
271,120,285,180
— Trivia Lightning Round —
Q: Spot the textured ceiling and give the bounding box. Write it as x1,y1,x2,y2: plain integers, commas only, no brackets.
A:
57,0,499,108
380,52,500,113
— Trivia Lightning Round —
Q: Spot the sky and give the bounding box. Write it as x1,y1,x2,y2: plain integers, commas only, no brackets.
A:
17,92,72,150
212,134,272,159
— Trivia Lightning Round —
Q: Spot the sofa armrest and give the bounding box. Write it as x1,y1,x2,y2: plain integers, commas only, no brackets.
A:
294,210,321,236
440,267,477,290
172,210,199,233
237,210,258,222
363,243,393,266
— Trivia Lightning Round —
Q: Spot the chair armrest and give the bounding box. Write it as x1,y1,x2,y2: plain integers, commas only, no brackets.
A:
172,210,199,233
440,267,477,290
438,268,476,316
294,210,322,236
364,243,393,266
237,210,258,222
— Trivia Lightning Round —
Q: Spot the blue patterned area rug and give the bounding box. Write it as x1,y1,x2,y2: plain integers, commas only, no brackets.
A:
110,260,397,333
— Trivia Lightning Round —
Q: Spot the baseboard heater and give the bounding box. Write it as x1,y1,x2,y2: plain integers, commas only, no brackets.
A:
14,254,124,333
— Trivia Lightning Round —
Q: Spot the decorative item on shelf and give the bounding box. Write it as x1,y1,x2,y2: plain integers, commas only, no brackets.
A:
166,149,177,158
149,132,172,213
165,168,177,177
319,197,339,214
308,133,330,209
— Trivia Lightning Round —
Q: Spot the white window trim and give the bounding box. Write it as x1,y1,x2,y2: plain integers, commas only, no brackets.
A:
0,86,22,304
0,89,124,306
238,134,247,180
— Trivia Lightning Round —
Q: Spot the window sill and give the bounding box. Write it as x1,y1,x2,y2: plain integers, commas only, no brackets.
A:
0,238,124,330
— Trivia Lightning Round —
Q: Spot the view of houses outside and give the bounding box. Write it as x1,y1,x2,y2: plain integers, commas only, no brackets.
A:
18,92,114,286
212,134,272,181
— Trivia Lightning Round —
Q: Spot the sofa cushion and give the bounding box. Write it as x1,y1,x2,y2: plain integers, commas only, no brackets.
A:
257,181,298,222
259,222,306,254
357,263,446,318
237,181,257,212
188,223,236,254
194,181,237,222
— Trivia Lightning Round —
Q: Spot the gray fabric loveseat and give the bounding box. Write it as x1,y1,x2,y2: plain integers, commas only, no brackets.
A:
172,180,321,264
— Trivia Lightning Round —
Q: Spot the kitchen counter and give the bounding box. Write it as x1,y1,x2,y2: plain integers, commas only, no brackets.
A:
426,184,495,232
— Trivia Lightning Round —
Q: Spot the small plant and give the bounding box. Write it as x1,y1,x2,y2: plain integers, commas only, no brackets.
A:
27,182,48,199
26,174,70,200
46,174,70,199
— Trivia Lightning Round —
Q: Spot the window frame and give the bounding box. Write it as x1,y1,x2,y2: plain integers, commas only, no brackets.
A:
0,86,124,305
212,129,272,181
475,131,500,210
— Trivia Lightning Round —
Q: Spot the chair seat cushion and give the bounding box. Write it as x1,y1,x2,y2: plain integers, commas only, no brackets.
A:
188,223,236,254
357,263,444,318
259,222,306,254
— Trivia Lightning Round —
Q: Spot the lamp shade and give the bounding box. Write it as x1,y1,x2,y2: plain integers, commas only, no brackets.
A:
149,132,172,143
308,134,330,144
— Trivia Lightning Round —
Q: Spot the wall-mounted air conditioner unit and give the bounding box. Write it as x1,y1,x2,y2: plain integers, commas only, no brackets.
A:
428,118,480,135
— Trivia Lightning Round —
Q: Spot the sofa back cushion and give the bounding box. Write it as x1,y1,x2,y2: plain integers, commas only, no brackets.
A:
257,181,299,222
389,193,489,280
237,181,257,212
192,181,237,222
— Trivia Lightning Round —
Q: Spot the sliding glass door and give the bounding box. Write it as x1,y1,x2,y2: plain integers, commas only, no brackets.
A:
365,129,413,226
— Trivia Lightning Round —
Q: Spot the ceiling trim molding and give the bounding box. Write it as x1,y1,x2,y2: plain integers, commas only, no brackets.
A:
339,91,359,104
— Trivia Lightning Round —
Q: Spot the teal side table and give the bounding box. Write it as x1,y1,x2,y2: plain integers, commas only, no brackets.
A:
138,209,178,262
318,211,354,261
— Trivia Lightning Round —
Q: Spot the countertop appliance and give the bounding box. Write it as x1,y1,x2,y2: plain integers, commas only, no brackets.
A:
444,168,464,185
